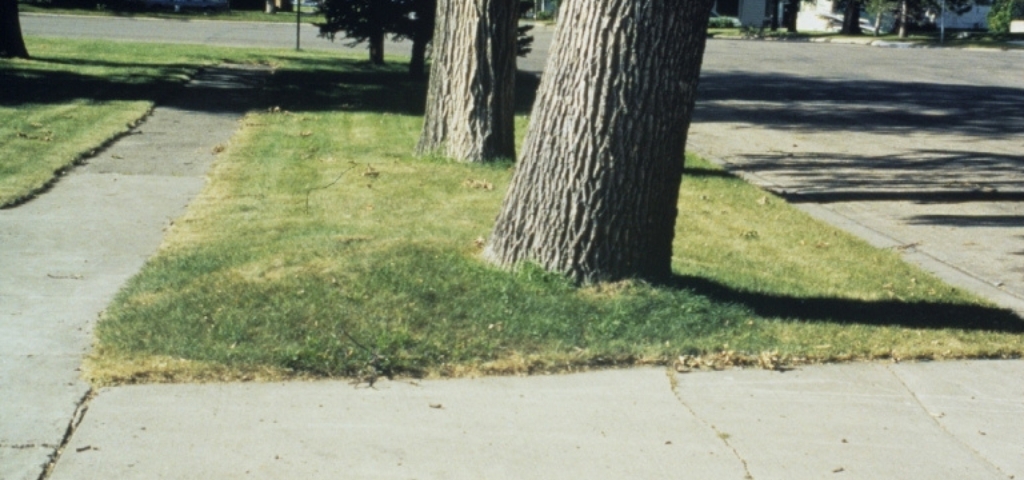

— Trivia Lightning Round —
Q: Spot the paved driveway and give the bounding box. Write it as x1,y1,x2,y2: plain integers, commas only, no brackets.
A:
689,41,1024,313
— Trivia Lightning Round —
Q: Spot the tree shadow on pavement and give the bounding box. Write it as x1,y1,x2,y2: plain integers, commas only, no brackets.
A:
907,214,1024,228
666,275,1024,333
733,149,1024,204
695,72,1024,139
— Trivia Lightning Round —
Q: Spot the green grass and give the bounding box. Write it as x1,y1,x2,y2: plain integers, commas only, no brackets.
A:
0,38,305,206
19,2,326,23
77,41,1023,385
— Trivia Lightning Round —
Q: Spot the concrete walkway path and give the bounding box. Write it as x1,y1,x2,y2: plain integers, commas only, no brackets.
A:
0,64,270,480
689,41,1024,316
45,362,1024,479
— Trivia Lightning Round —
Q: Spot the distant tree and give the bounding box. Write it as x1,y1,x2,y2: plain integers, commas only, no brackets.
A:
1,0,30,59
885,0,978,36
318,0,435,78
396,0,436,79
864,0,898,34
484,0,715,283
319,0,397,65
416,0,518,163
988,0,1023,32
841,0,864,33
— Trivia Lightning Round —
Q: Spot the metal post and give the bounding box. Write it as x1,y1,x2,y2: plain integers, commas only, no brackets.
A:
296,0,301,51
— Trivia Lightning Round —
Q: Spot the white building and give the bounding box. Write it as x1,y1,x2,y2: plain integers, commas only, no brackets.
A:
716,0,991,32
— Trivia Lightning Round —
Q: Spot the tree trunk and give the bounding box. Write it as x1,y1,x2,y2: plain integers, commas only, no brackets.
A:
408,0,436,79
785,0,799,32
416,0,518,163
769,0,780,30
841,0,862,34
898,0,907,38
1,0,29,59
265,0,276,13
409,36,428,79
369,30,385,64
484,0,714,284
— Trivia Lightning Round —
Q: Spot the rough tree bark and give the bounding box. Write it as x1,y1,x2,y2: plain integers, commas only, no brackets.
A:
484,0,714,284
416,0,518,163
1,0,29,59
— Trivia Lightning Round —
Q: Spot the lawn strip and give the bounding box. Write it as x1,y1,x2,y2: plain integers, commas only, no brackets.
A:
88,49,1023,385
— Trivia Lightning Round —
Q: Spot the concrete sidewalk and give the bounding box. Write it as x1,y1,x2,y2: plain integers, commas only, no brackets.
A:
45,362,1024,479
0,65,270,480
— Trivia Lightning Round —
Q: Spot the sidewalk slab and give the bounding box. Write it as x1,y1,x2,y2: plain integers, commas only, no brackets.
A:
671,362,1015,479
49,368,748,480
890,360,1024,479
0,65,268,480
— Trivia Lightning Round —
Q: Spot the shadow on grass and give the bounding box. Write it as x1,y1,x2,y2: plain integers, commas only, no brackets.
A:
664,275,1024,333
3,52,543,118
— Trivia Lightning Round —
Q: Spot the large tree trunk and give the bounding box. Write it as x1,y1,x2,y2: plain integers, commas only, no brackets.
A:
484,0,714,284
368,30,385,64
1,0,29,59
841,0,862,34
416,0,518,163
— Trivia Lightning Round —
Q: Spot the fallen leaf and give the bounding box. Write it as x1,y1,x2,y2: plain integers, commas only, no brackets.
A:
463,179,494,190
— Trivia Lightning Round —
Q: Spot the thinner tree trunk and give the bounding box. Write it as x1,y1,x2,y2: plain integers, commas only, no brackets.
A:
409,36,428,79
785,0,799,32
369,30,385,64
841,0,862,34
1,0,29,59
898,0,907,37
416,0,518,163
484,0,714,284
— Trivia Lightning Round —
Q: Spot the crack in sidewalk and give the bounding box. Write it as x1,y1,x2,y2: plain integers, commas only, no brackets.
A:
885,365,1013,479
665,369,754,480
36,387,96,480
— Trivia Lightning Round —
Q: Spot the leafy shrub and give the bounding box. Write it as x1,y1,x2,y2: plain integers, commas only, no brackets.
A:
988,0,1024,33
709,16,742,28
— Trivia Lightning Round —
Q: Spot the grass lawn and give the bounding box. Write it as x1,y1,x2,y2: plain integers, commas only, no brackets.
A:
69,40,1024,385
19,2,326,24
0,38,290,207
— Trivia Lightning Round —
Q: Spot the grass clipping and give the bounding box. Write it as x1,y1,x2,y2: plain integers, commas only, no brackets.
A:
88,56,1023,386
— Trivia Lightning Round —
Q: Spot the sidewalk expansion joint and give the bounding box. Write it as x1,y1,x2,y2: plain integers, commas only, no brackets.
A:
37,387,96,480
885,365,1013,479
665,369,755,480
